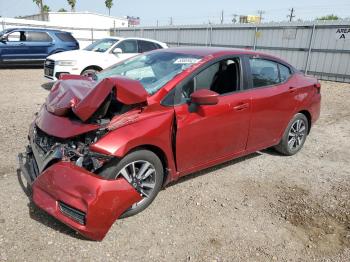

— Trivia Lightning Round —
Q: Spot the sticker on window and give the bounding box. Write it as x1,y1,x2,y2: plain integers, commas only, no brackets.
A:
174,58,201,64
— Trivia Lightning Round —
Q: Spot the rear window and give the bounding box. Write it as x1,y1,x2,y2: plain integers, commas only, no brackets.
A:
55,32,76,42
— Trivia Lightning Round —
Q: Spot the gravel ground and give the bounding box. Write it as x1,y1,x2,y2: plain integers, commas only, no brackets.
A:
0,69,349,262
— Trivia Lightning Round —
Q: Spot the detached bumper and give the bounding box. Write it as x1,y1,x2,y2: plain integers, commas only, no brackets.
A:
18,160,142,241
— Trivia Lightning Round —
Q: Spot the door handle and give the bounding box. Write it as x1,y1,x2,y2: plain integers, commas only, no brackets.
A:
233,103,249,111
289,86,297,93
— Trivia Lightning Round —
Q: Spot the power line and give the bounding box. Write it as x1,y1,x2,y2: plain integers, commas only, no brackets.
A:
287,8,296,22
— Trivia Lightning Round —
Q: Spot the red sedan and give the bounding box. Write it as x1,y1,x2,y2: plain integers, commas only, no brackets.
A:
18,47,321,240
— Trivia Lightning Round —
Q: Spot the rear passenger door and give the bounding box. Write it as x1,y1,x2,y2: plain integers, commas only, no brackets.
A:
24,31,53,60
138,40,161,53
245,56,298,150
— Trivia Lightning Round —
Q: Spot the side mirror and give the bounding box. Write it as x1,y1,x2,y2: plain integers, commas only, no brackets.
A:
0,35,6,43
190,89,219,106
113,48,123,54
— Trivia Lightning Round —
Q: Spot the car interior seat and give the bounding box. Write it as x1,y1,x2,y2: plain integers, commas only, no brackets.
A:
211,61,239,94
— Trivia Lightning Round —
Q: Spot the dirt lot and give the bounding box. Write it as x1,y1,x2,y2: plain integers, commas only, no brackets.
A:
0,69,349,261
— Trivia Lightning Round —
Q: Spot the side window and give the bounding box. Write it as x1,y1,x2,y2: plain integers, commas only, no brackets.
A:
179,58,241,103
25,31,52,42
138,40,158,53
279,64,292,82
7,31,24,42
116,40,138,53
249,58,279,88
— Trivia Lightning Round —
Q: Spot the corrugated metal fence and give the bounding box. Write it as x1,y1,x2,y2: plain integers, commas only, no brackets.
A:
112,21,350,83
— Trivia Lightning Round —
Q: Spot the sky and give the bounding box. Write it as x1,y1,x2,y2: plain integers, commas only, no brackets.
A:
0,0,350,26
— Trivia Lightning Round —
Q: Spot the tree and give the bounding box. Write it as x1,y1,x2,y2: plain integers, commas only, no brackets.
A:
67,0,76,12
42,5,50,13
32,0,44,20
58,8,67,12
317,14,339,20
105,0,113,16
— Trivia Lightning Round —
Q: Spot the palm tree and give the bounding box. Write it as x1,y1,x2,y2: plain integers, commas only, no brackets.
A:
67,0,76,12
105,0,113,16
32,0,44,20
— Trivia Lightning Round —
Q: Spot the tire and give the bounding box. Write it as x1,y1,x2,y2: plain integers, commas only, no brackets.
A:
274,113,309,156
81,67,101,77
99,149,164,218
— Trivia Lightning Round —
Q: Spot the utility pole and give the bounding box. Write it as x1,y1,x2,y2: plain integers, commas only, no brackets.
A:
257,10,265,23
287,8,295,22
220,10,224,24
169,17,173,26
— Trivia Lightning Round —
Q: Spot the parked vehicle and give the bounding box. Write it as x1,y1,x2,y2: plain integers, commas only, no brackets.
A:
18,47,321,240
44,37,168,80
0,28,79,66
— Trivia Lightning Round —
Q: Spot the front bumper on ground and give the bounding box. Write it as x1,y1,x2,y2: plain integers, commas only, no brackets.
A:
18,156,142,241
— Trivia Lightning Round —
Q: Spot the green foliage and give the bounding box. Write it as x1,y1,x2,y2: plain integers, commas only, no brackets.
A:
42,5,50,12
32,0,41,7
58,8,67,12
105,0,113,15
67,0,76,11
316,14,339,20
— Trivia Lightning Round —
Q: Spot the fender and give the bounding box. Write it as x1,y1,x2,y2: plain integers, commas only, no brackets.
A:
90,107,179,183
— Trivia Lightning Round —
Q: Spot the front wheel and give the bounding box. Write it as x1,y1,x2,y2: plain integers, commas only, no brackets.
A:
99,150,164,218
275,113,309,156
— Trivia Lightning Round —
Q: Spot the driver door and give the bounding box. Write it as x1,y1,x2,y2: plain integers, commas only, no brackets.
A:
174,58,252,175
1,30,29,63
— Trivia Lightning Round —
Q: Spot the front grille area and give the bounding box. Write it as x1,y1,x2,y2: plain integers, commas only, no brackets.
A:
58,201,86,225
44,59,55,69
34,128,58,153
44,59,55,77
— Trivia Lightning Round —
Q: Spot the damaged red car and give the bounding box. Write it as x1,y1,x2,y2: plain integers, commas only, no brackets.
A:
18,47,321,240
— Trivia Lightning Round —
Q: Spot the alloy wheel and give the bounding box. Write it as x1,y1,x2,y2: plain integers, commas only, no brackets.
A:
115,160,157,208
288,119,307,151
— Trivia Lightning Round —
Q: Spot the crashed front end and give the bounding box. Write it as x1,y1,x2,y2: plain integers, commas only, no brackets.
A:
18,75,147,240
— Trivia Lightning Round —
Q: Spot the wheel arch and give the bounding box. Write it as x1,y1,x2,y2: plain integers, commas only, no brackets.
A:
81,65,103,75
298,110,312,134
125,144,170,186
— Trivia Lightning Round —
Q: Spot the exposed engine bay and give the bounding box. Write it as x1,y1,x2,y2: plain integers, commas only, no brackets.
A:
20,75,150,183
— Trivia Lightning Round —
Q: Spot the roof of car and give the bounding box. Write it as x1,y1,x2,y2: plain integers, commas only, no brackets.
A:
3,27,69,33
157,47,292,66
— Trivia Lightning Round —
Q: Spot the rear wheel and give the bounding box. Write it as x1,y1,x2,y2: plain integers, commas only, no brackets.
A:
99,150,164,218
275,113,309,156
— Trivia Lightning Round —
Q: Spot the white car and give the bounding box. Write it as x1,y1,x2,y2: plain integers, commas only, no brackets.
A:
44,37,168,80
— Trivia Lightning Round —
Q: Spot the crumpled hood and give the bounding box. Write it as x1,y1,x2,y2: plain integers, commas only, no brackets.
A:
46,75,149,122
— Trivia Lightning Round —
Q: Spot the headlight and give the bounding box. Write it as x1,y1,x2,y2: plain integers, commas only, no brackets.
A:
56,60,76,66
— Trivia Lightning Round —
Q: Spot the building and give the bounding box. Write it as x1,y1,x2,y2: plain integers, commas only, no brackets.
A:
20,11,128,29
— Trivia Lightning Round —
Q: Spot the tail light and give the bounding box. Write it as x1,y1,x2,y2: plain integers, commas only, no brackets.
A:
314,82,321,94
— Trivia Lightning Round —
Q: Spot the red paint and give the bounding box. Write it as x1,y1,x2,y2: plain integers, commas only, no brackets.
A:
23,47,321,240
32,162,142,241
190,89,219,105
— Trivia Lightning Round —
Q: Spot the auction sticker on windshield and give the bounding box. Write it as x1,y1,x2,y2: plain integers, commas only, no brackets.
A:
174,58,201,64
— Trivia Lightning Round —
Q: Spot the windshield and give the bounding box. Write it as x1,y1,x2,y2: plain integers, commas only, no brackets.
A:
96,52,203,95
84,38,119,52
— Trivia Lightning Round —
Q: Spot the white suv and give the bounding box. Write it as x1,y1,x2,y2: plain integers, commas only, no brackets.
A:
44,37,168,80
